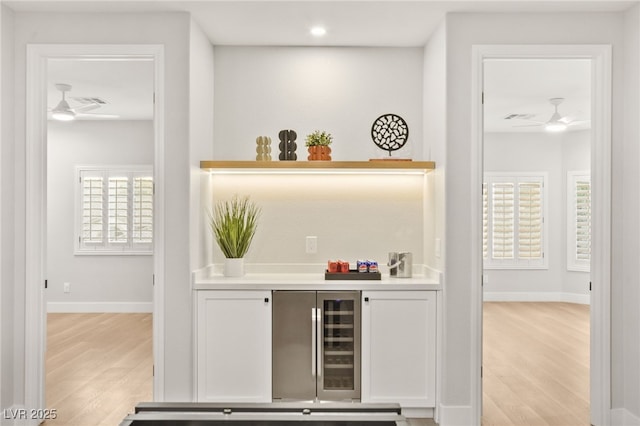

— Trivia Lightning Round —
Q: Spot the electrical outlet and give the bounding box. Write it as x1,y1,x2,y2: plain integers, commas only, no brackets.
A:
306,236,318,254
63,282,70,293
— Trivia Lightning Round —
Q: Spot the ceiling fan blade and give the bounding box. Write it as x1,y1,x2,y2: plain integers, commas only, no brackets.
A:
73,103,101,113
567,120,590,126
75,112,120,119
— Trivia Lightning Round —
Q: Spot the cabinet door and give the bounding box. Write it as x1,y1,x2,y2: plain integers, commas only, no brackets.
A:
196,290,272,402
361,291,436,409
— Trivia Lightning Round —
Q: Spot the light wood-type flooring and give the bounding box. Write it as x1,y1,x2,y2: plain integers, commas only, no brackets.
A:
482,302,590,426
45,313,153,425
43,303,587,426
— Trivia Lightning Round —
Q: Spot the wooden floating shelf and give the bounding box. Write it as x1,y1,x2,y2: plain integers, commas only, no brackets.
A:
200,160,435,172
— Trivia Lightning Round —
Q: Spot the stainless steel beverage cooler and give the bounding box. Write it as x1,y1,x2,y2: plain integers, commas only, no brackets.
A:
273,291,361,402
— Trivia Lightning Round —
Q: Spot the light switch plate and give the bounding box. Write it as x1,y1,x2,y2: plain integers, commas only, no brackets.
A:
306,236,318,254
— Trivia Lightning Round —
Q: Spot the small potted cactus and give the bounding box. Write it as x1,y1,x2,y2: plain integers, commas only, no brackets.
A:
305,130,333,161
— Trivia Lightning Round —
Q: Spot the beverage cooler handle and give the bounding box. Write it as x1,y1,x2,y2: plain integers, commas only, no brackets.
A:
317,307,322,377
311,308,317,377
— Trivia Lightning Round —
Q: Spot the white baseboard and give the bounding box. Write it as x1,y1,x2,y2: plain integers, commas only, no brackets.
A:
47,302,152,313
400,407,433,419
483,291,590,305
437,404,472,426
611,408,640,426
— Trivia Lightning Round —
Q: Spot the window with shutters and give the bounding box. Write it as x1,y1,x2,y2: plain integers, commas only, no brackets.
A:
76,166,153,255
567,171,591,272
483,173,547,269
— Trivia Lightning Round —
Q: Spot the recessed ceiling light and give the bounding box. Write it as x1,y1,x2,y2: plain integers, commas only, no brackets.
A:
310,26,327,37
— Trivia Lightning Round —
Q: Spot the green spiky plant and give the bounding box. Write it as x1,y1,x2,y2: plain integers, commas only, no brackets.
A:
209,195,261,258
305,130,333,147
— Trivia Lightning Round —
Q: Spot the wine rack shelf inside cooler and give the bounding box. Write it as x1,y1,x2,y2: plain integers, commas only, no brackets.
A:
323,299,356,391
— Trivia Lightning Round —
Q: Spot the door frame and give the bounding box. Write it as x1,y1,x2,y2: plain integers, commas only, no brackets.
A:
25,44,166,413
470,44,611,425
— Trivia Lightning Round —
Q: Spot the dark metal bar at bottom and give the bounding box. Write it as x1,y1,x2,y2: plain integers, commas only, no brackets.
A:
121,402,409,426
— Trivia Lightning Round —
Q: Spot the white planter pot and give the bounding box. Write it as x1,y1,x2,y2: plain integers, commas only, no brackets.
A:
224,258,245,277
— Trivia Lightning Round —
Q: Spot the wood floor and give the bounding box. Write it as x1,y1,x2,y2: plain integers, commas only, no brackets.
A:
44,303,588,426
482,302,590,426
45,313,153,425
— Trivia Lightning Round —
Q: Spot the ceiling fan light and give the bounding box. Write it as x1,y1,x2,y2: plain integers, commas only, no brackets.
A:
545,121,567,132
51,109,76,121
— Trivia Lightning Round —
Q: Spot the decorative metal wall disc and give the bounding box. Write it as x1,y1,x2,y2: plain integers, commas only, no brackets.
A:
371,114,409,156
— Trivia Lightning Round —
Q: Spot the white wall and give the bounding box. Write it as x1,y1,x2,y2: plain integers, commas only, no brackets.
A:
10,11,194,406
443,11,627,424
423,20,446,275
0,2,15,414
46,120,154,312
213,46,424,161
483,130,590,303
189,19,215,271
209,173,425,270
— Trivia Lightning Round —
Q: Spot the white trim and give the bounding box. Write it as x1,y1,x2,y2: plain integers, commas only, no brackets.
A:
611,408,640,426
472,44,612,426
438,404,473,426
47,302,153,313
400,407,433,419
483,292,590,304
25,44,166,412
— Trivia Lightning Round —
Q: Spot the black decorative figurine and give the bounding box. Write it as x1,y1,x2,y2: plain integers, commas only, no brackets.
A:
371,114,409,157
278,129,298,161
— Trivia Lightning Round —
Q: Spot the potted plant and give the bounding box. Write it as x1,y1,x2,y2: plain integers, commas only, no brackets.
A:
209,195,261,277
305,130,333,161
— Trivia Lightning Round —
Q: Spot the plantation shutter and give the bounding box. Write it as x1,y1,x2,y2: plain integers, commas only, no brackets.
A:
81,172,105,247
77,166,153,254
575,179,591,261
491,182,515,260
567,172,591,271
482,183,488,259
108,175,129,244
518,180,543,260
133,175,154,246
484,173,546,269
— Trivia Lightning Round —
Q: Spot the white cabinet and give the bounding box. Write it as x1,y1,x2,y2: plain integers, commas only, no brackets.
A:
361,291,436,410
196,290,272,402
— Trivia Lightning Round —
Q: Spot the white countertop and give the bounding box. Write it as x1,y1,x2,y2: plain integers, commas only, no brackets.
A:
193,272,441,291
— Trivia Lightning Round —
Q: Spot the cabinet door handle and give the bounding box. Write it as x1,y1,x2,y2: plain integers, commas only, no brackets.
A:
364,297,369,302
311,308,317,377
264,297,269,303
317,308,322,377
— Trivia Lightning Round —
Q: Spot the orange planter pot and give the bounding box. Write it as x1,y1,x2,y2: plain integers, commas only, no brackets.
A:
307,145,332,161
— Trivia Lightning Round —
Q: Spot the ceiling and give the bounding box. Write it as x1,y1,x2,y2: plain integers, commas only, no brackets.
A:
30,0,617,126
484,59,591,133
47,59,154,121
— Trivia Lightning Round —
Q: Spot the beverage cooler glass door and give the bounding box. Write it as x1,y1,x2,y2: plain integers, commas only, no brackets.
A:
317,291,361,401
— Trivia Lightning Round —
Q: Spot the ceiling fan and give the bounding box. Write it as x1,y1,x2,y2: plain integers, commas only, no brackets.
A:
49,83,119,121
512,97,589,132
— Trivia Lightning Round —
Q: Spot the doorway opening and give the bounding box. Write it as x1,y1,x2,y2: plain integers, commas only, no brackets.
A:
24,44,165,418
482,58,592,424
45,57,155,423
471,44,611,426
